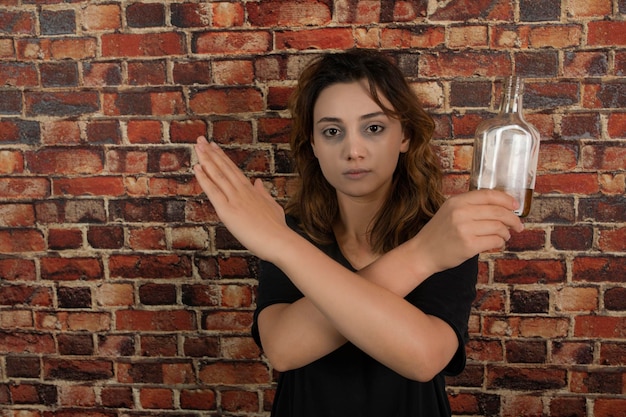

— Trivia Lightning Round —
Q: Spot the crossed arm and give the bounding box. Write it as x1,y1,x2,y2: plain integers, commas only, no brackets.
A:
193,137,523,381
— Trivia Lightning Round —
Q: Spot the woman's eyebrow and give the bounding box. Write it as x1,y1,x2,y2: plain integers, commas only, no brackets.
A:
315,112,386,125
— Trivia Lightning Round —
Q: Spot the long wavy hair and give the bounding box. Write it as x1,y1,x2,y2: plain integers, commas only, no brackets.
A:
285,48,445,254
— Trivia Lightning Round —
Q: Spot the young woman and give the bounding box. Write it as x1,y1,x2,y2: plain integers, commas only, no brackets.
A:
194,49,523,416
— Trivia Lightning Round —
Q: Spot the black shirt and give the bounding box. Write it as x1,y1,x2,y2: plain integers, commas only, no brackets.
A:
252,216,478,417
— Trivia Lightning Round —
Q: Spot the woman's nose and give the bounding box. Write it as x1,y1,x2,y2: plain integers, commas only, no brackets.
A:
343,131,366,160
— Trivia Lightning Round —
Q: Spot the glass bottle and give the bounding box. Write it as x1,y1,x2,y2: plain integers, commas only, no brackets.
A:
469,76,540,217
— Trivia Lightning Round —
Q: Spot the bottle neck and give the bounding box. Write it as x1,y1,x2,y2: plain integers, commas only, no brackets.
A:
500,76,524,114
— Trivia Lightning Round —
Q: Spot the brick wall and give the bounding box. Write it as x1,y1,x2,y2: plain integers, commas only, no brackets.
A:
0,0,625,416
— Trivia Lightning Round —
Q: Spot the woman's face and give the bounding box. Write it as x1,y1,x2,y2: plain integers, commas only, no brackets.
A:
311,80,409,204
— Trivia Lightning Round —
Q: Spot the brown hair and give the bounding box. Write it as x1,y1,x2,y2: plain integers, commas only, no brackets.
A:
285,48,445,254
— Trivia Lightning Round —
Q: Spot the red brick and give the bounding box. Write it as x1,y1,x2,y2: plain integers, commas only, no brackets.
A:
101,32,184,57
247,1,331,26
594,398,626,417
48,228,83,250
276,28,354,50
0,258,36,281
501,395,543,417
221,336,261,360
520,317,569,338
607,113,626,138
139,387,173,409
494,259,565,284
40,257,102,281
128,60,166,85
465,338,503,362
40,120,81,145
105,149,148,173
574,315,626,338
536,173,599,195
198,361,270,385
551,341,594,365
140,334,177,356
583,81,626,109
529,25,583,48
203,311,252,332
221,389,259,412
0,229,45,253
58,385,96,407
0,203,35,227
0,284,52,307
101,386,133,408
170,119,207,143
212,59,254,85
189,87,264,115
115,309,195,331
212,2,245,27
81,3,121,31
147,147,190,172
571,370,623,394
194,30,270,55
0,150,24,173
551,225,593,251
448,25,489,49
127,119,162,144
109,254,192,278
50,38,97,60
258,117,291,144
53,177,124,197
564,51,609,77
95,283,133,307
180,388,217,410
598,227,626,252
0,10,35,34
163,362,194,384
172,60,212,84
0,119,40,144
431,0,512,20
0,332,55,354
212,120,253,144
83,62,122,87
538,142,579,171
600,343,626,366
149,177,202,196
588,21,626,46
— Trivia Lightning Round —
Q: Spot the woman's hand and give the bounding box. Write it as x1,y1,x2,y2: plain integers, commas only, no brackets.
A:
193,136,289,260
412,189,524,276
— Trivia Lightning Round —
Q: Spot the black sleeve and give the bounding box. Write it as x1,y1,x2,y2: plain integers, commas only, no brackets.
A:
251,216,306,348
406,255,478,376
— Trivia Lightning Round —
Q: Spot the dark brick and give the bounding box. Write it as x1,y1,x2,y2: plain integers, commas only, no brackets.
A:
171,2,207,28
515,51,559,77
450,81,492,107
126,2,165,27
549,397,587,417
0,89,22,114
57,333,94,355
182,284,220,307
520,0,560,22
57,286,92,308
505,340,547,363
579,196,626,222
40,62,78,87
101,386,134,408
173,60,212,85
139,283,177,305
128,60,166,85
140,335,177,356
87,226,124,249
86,120,121,144
605,287,626,311
6,356,40,378
26,92,100,117
551,226,593,251
511,290,550,313
44,359,113,381
183,336,220,357
40,9,75,35
0,119,40,145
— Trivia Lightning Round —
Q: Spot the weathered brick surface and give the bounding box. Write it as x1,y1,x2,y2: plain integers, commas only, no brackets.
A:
0,1,624,415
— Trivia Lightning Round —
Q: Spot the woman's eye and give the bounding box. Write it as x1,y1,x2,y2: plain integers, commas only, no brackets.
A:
366,124,384,134
323,127,341,137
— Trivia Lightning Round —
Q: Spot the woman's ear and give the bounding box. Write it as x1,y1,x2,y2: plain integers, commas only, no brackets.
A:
400,134,410,153
310,137,318,157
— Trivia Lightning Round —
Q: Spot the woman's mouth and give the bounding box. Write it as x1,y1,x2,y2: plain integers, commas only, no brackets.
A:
343,169,370,180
